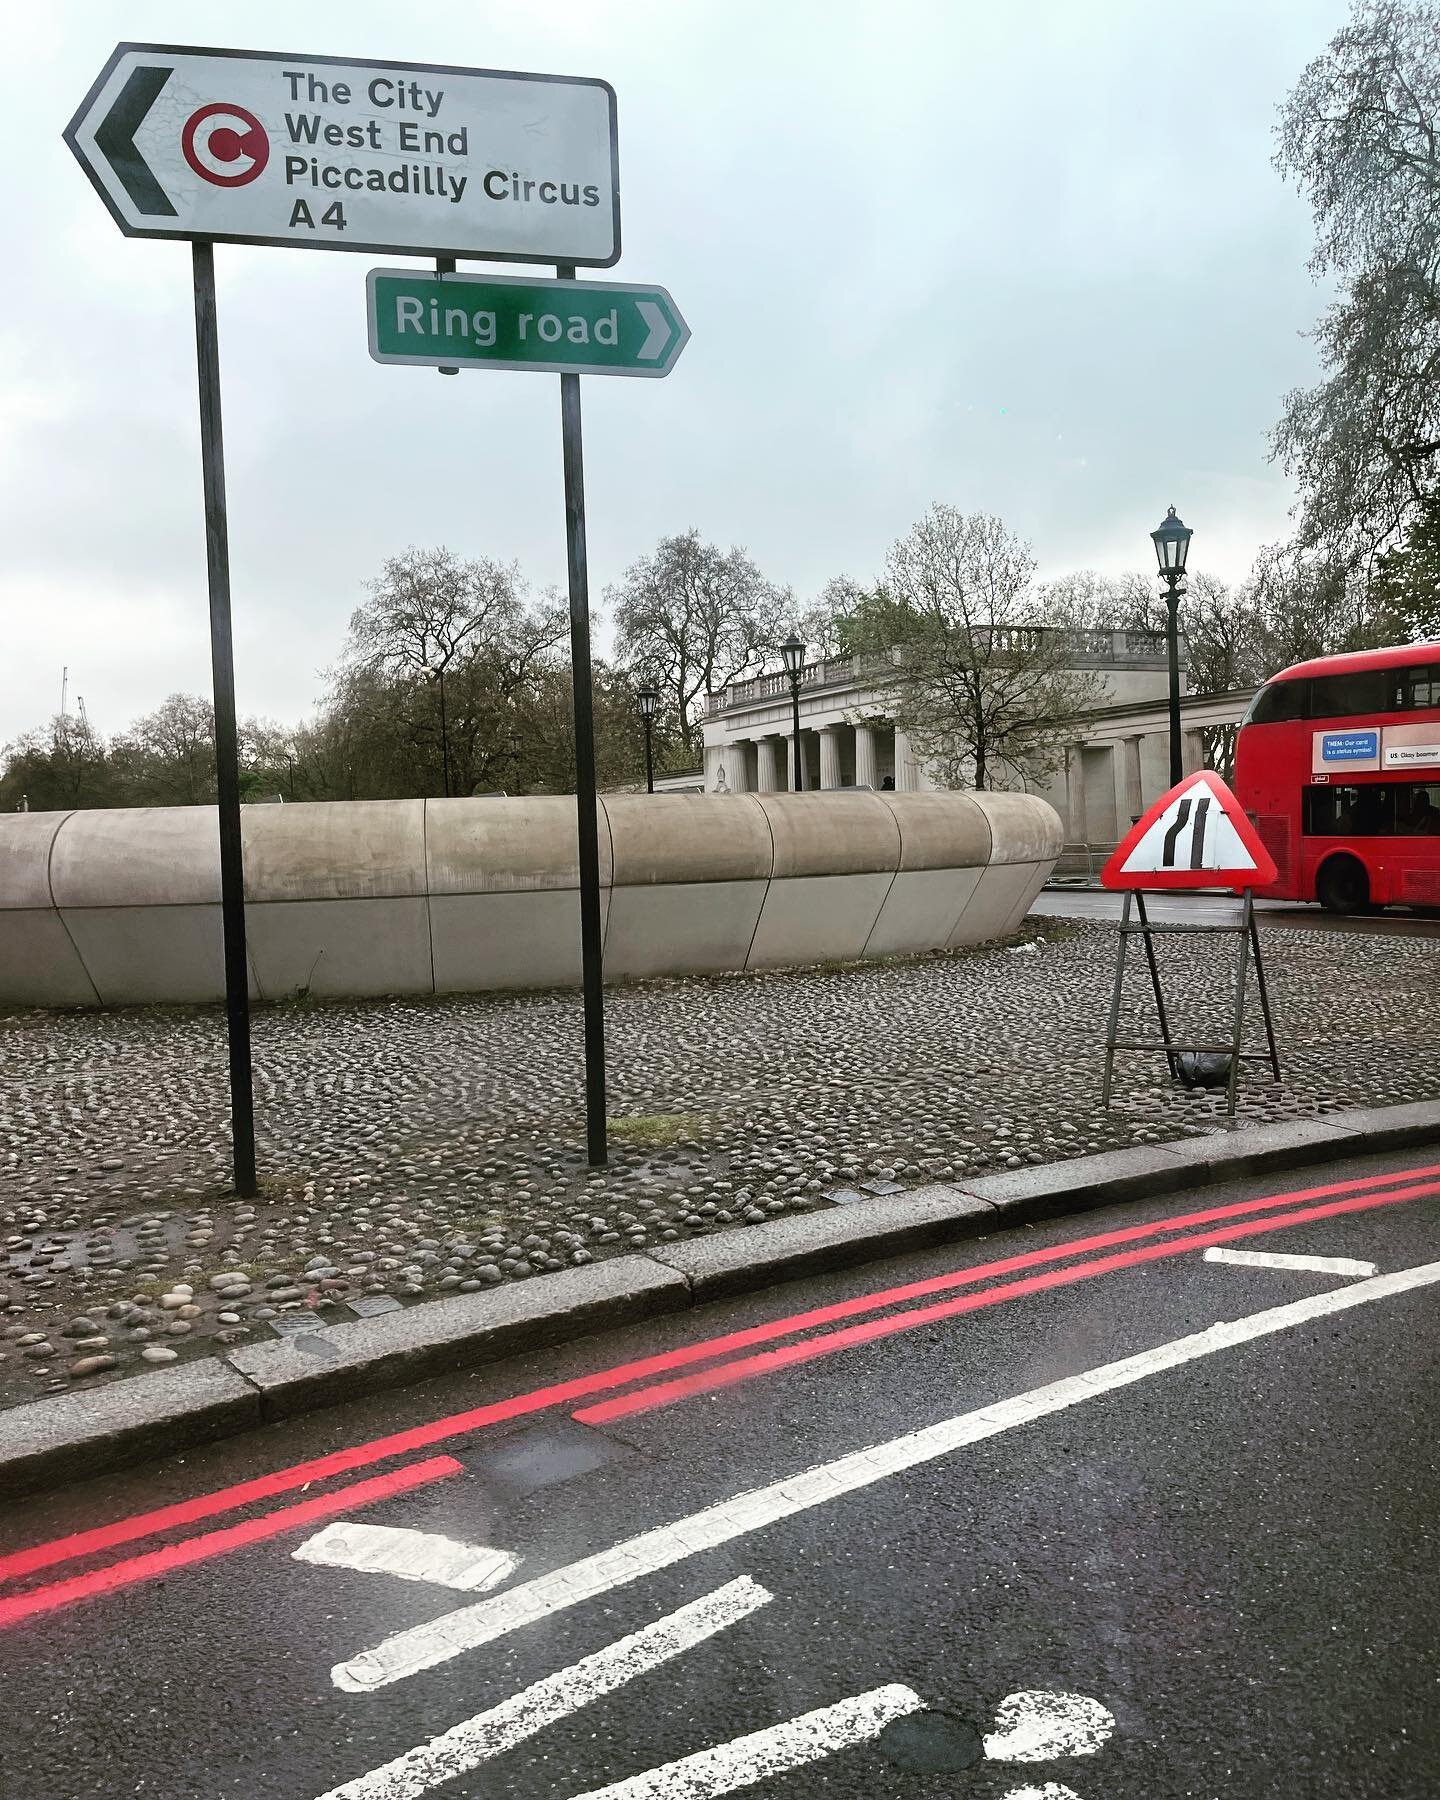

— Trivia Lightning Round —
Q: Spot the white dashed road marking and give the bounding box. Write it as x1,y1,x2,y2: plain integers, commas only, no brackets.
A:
1202,1246,1379,1278
565,1684,926,1798
293,1522,517,1592
310,1577,772,1800
333,1259,1440,1693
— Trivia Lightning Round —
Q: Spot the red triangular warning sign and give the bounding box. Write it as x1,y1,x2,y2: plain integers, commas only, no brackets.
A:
1101,770,1278,892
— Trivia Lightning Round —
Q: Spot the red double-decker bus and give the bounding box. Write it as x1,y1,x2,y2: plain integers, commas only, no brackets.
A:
1233,643,1440,913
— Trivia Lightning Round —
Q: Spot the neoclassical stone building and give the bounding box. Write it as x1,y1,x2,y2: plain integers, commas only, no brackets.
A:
700,627,1254,845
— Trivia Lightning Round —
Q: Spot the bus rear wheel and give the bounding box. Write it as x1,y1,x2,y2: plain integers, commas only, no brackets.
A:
1317,855,1370,915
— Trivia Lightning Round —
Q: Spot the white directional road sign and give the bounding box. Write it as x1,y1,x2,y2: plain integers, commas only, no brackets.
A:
65,44,620,264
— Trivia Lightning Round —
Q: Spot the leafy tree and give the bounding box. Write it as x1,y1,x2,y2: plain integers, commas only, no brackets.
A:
609,529,787,758
1369,488,1440,638
849,507,1105,790
0,713,114,811
333,547,568,797
1111,570,1272,695
1272,0,1440,570
791,575,867,661
109,694,216,805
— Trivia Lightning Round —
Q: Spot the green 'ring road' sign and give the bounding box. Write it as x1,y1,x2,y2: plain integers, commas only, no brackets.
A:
366,268,690,378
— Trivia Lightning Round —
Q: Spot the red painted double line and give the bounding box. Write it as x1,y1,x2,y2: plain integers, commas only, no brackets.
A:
2,1159,1435,1630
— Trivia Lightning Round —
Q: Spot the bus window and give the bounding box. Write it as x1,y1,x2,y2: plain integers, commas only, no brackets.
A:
1304,781,1440,836
1243,679,1304,724
1305,668,1389,718
1398,783,1440,835
1397,665,1440,711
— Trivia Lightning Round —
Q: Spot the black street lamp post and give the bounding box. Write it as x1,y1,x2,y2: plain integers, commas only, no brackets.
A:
1150,505,1193,786
636,685,659,793
780,634,806,791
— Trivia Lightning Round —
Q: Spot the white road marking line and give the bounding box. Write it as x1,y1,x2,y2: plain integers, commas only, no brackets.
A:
1202,1246,1379,1278
310,1577,771,1800
565,1684,925,1798
1000,1785,1084,1800
293,1522,518,1592
333,1258,1440,1693
983,1689,1115,1761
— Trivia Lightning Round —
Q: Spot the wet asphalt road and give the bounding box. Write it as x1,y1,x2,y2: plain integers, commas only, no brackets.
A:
1,1146,1438,1800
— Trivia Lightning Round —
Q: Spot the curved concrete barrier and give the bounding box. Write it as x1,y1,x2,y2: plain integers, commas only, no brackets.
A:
962,791,1066,945
0,791,1062,1006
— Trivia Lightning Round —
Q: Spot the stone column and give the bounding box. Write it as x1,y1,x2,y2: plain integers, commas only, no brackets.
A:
1081,744,1122,845
818,726,842,790
853,723,877,789
1065,744,1087,843
894,727,919,792
1123,735,1144,824
1182,729,1206,775
755,736,780,793
726,737,750,793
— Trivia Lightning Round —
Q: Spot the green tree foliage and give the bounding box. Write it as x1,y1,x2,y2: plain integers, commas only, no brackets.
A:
1272,0,1440,580
1370,489,1440,638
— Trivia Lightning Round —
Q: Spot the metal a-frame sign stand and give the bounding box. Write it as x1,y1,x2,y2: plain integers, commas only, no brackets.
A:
66,44,686,1189
1099,770,1283,1117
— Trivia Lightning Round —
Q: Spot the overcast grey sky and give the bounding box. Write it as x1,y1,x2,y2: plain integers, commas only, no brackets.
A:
2,0,1349,740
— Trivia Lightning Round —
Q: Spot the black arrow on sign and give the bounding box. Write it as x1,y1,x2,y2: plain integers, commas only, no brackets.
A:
93,64,175,216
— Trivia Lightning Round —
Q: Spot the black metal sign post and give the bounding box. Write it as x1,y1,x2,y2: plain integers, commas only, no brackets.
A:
1101,889,1281,1117
67,44,640,1192
557,263,608,1167
191,241,258,1198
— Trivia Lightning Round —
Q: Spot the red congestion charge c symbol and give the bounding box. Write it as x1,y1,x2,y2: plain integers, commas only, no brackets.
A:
182,103,270,187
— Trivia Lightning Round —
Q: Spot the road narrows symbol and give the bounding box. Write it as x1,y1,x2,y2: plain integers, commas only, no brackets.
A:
1160,797,1193,868
1187,797,1211,868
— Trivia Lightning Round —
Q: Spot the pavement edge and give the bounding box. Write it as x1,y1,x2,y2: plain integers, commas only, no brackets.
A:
2,1097,1437,1499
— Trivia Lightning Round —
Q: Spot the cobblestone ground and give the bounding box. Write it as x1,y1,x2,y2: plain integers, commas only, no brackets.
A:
1,916,1436,1407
